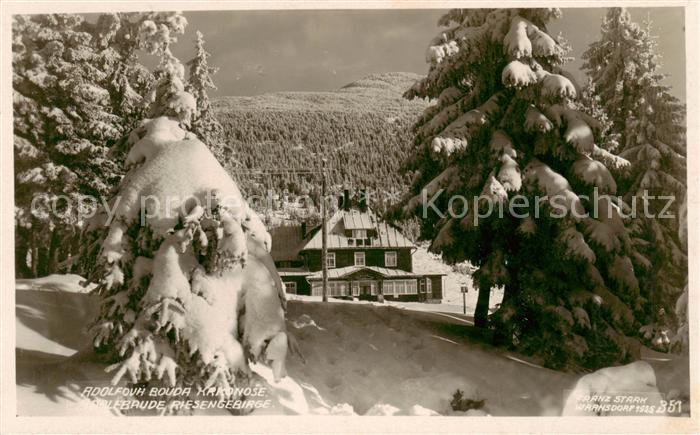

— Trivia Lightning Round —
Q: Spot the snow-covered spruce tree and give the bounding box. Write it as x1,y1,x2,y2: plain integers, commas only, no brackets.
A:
401,8,642,369
577,77,618,153
95,14,155,135
671,194,688,354
13,13,124,277
186,30,227,163
582,8,687,349
83,21,287,411
12,12,182,277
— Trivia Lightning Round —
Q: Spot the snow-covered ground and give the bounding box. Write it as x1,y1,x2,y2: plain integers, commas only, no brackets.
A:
15,275,690,416
412,243,504,309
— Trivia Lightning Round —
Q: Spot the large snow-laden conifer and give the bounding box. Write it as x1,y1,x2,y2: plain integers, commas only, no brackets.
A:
82,20,287,410
401,8,642,369
582,8,687,350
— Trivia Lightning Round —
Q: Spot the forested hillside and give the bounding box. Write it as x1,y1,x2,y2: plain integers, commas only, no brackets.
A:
213,72,430,209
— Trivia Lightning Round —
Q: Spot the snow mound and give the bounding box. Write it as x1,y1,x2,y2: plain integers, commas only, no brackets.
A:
365,403,401,416
16,274,95,293
329,403,357,415
562,361,662,416
407,404,440,416
105,116,262,238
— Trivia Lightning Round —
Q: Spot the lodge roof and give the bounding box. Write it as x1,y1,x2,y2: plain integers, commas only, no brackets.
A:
302,208,415,250
306,265,421,280
278,267,312,277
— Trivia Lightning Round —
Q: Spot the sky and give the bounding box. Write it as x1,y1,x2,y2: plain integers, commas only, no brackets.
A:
161,7,686,101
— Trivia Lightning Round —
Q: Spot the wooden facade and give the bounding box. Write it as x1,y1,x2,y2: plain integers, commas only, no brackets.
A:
270,202,444,302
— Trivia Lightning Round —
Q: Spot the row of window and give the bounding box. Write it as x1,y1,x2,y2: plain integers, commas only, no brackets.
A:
309,279,424,297
352,229,367,239
311,281,354,297
325,251,397,268
383,280,419,296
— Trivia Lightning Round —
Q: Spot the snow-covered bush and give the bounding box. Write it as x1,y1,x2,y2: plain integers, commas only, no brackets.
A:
81,30,288,406
83,111,288,407
449,389,485,412
401,9,642,369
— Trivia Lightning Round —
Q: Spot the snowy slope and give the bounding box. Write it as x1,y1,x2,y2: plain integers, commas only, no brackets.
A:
16,277,117,416
15,276,690,416
16,274,95,293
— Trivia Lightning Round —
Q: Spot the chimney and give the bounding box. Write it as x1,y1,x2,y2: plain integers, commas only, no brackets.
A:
301,222,307,239
343,189,351,211
359,189,367,211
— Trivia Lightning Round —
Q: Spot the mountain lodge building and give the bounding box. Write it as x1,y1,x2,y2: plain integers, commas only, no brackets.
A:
270,191,444,302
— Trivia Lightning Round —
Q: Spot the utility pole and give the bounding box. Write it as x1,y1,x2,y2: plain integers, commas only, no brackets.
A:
321,158,328,302
461,285,468,315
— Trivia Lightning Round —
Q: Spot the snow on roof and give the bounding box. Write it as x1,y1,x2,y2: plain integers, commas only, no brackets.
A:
302,208,415,250
277,268,312,277
342,209,376,230
306,265,421,281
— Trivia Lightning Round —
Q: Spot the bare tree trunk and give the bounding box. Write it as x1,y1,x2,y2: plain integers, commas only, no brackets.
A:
15,227,31,278
474,282,491,328
47,228,61,274
28,228,39,278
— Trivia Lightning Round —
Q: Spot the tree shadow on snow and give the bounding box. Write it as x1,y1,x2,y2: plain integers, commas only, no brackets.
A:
16,348,108,405
15,290,98,352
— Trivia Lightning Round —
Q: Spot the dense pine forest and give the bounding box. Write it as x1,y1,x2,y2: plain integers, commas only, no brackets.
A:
213,72,430,206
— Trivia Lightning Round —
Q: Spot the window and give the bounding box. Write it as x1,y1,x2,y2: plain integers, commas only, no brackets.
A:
312,281,349,297
352,229,367,239
332,281,348,296
354,252,365,266
384,281,395,297
389,280,418,295
352,282,360,296
326,252,336,268
284,281,297,294
426,278,432,294
385,251,397,268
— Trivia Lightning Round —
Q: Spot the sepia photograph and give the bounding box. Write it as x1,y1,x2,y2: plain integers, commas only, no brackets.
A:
1,0,698,432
